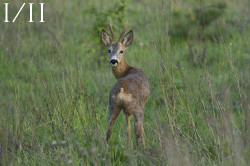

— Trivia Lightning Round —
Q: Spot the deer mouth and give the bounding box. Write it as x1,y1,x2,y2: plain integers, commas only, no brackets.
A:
110,59,118,66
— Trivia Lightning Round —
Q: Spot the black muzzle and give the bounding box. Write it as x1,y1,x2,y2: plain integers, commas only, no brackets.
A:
110,59,118,65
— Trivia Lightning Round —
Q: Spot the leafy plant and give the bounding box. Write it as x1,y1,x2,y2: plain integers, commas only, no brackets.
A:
170,2,227,40
83,0,127,64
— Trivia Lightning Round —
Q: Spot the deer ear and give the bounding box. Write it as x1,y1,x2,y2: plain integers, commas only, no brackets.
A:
121,30,133,47
101,29,112,46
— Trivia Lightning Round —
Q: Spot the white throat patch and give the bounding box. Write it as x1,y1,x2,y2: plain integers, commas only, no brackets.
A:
110,63,118,66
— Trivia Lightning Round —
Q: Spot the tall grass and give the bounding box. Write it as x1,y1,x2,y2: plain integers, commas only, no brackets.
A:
0,0,249,165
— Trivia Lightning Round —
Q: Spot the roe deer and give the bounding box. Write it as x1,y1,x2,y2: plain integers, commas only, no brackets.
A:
101,23,149,151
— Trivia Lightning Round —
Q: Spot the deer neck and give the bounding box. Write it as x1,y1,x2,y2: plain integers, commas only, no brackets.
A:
112,57,132,79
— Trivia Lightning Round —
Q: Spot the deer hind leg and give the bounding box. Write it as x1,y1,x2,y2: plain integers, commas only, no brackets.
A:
125,114,131,148
140,124,145,148
106,105,121,144
134,115,143,152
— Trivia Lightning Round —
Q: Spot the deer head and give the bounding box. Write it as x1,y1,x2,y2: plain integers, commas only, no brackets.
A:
101,23,133,66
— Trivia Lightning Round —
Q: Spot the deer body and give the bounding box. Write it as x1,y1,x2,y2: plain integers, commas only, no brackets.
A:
101,24,149,151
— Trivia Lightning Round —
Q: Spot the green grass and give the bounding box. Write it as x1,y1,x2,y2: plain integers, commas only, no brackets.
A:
0,0,249,165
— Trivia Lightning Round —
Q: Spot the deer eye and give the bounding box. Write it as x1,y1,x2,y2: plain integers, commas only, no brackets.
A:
108,50,111,53
120,50,124,54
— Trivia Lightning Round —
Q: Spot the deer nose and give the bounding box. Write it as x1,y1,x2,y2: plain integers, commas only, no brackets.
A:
110,59,118,65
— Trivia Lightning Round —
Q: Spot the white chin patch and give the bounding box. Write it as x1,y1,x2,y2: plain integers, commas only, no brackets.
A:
110,63,118,66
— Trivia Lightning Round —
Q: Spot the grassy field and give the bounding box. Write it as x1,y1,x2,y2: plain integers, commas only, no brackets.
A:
0,0,249,165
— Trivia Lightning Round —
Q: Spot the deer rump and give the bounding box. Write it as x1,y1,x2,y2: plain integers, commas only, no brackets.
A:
109,68,149,113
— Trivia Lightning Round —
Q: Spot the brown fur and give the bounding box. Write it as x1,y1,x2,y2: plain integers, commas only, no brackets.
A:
112,57,132,79
101,25,149,151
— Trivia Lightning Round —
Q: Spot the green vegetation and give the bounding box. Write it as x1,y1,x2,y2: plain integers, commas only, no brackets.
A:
0,0,249,165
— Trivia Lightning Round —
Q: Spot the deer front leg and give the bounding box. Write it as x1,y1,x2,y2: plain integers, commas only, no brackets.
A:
125,114,131,148
106,106,121,144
